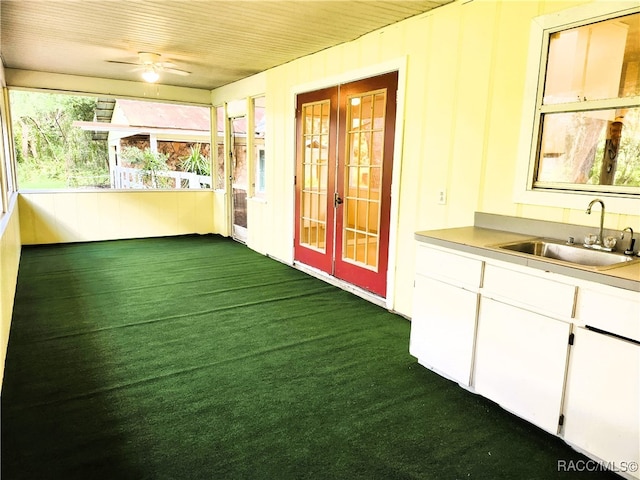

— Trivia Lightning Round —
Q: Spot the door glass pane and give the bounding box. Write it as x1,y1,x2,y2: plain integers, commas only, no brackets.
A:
300,100,330,252
344,229,356,260
232,117,247,229
342,90,386,271
355,232,365,263
371,130,384,189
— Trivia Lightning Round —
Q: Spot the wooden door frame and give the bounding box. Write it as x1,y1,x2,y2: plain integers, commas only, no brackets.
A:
290,58,407,308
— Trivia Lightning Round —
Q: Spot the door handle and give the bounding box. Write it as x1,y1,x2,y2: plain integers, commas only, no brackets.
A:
334,192,343,207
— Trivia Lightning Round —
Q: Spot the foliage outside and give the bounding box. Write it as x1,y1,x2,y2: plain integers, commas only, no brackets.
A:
119,146,174,188
537,108,640,189
11,91,109,189
589,111,640,186
179,144,211,176
10,91,213,190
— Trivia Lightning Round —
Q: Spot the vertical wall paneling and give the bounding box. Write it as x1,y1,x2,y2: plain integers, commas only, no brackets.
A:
0,197,21,386
208,0,640,317
18,191,215,245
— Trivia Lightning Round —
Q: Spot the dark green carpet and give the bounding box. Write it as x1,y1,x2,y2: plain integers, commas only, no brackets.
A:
1,235,616,480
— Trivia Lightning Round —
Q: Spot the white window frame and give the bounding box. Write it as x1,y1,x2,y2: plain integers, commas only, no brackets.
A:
0,88,16,212
514,1,640,215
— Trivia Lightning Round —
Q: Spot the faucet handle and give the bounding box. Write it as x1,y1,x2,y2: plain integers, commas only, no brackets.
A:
584,234,598,246
603,236,617,249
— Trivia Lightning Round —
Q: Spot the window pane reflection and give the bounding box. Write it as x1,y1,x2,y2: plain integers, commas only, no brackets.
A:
544,13,640,104
537,107,640,186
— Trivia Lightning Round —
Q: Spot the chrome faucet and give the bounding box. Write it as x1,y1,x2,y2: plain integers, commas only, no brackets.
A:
585,198,605,248
621,227,635,255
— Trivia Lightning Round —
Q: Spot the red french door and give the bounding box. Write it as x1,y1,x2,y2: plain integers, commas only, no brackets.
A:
294,86,338,275
294,71,398,297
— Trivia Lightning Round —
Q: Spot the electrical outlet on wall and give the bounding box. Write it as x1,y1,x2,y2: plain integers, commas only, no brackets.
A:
437,188,447,205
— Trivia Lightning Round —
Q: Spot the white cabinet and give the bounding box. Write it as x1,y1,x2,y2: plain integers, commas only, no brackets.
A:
410,244,482,386
474,297,572,434
411,238,639,477
410,275,478,386
562,327,640,480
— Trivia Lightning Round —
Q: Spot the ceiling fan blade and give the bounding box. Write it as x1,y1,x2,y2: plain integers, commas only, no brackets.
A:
160,61,179,69
108,54,190,77
107,60,140,66
163,67,191,76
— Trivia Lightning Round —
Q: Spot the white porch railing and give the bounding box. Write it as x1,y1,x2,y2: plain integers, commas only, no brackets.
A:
112,166,212,189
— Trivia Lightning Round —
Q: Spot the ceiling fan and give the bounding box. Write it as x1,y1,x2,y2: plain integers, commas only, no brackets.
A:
108,52,191,83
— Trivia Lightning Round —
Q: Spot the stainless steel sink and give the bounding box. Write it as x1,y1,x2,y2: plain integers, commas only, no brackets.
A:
495,239,639,269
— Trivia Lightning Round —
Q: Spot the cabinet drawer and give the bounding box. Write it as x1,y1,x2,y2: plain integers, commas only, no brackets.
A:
482,264,576,318
575,286,640,342
415,244,483,288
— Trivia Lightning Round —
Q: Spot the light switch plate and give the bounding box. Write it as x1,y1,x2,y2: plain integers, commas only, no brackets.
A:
438,189,447,205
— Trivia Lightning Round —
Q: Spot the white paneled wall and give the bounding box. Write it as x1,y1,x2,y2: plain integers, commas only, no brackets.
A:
19,191,214,245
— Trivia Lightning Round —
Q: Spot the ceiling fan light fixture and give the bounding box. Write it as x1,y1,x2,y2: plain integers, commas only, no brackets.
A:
142,66,159,83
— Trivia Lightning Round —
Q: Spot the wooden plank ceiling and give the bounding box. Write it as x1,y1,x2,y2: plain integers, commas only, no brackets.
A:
0,0,453,90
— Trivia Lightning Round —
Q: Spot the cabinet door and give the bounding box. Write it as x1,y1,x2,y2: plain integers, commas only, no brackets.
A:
410,275,478,386
563,328,640,479
474,297,571,434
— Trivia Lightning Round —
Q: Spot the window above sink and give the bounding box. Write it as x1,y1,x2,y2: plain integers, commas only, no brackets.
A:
515,2,640,214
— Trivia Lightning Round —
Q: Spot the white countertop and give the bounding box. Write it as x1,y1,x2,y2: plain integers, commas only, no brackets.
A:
416,226,640,292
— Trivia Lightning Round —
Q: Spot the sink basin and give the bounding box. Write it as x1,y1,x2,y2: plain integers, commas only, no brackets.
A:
496,239,639,269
